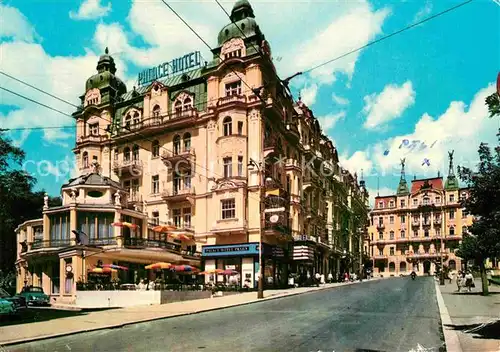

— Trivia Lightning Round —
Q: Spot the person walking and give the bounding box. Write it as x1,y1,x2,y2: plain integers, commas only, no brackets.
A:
464,271,474,292
327,272,333,283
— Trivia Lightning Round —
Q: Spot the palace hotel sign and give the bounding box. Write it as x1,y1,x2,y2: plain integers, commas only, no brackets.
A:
138,51,202,86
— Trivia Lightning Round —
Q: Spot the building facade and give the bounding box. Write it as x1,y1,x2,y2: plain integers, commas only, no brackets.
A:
15,0,370,301
367,155,473,276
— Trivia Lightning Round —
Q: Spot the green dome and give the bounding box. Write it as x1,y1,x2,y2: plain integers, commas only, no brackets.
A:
84,47,127,96
217,0,262,46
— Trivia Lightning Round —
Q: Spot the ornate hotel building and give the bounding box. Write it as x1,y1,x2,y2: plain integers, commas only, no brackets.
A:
15,0,369,301
367,155,473,276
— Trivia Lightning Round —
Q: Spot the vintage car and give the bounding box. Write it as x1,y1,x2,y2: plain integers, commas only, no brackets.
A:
0,288,27,311
18,286,50,306
0,297,15,316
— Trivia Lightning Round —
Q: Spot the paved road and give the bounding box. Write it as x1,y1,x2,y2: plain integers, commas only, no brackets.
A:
7,277,444,352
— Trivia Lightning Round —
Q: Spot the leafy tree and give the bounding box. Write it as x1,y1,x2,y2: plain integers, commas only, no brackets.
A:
457,131,500,295
0,132,61,274
485,92,500,118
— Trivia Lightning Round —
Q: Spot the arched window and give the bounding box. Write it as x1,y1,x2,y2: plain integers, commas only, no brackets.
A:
152,105,160,117
223,116,232,136
401,230,405,238
124,115,132,129
449,226,455,236
173,135,181,155
389,262,396,272
132,145,139,160
174,101,182,116
123,147,131,161
83,152,89,168
183,133,191,152
183,97,192,110
133,112,140,126
399,262,407,272
152,140,160,158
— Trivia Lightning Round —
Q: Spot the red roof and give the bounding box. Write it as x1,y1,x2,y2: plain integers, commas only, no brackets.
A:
410,177,443,194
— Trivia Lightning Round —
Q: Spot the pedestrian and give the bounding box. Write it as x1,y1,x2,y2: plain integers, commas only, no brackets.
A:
327,272,333,283
465,271,474,292
456,270,463,292
315,272,321,287
320,273,325,285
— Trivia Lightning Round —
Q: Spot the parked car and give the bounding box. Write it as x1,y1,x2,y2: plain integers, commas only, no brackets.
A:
18,286,50,306
0,288,26,311
0,297,15,316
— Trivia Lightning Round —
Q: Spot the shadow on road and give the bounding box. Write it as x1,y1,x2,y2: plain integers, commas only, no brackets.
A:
0,308,117,327
445,320,500,340
450,291,500,296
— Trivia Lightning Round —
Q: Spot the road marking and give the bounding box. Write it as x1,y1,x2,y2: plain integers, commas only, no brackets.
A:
434,281,463,352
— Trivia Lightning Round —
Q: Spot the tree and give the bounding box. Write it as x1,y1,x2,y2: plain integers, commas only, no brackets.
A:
0,132,61,273
457,131,500,295
485,91,500,118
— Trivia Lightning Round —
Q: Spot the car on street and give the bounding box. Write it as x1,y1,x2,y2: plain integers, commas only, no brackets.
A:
0,297,16,317
18,286,50,306
0,287,27,311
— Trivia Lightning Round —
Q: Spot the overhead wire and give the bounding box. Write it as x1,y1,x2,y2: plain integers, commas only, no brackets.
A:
159,0,268,105
301,0,474,75
0,78,270,207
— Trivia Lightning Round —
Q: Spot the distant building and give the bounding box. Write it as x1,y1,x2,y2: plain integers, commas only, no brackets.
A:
367,153,473,276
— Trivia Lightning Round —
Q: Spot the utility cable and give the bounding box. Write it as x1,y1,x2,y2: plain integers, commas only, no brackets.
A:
302,0,473,75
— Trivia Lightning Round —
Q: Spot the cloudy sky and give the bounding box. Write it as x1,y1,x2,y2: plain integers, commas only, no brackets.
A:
0,0,499,204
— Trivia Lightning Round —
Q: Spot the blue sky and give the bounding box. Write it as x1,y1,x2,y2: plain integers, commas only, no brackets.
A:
0,0,499,203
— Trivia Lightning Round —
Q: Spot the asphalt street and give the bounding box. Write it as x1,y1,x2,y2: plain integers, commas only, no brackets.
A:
7,277,445,352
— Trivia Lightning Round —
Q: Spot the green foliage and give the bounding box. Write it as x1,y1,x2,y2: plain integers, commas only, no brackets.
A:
485,93,500,118
457,129,500,294
0,132,61,271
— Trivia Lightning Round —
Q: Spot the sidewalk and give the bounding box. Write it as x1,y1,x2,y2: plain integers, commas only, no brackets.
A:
437,278,500,352
0,280,370,346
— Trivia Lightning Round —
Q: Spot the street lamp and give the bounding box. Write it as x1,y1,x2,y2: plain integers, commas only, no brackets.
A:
248,158,265,299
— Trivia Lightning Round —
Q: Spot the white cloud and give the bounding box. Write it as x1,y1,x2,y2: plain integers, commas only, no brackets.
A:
317,111,346,132
69,0,111,20
285,1,391,85
413,1,433,23
332,93,349,106
363,81,416,130
300,84,318,106
0,4,39,42
347,83,498,183
339,150,374,180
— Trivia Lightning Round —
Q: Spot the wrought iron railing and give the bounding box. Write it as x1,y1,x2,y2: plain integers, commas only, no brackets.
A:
31,239,71,249
123,238,180,251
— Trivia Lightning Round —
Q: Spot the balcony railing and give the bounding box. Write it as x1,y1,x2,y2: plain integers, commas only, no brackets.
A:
123,238,180,251
218,94,247,107
113,159,142,175
161,187,195,201
88,237,117,246
434,218,442,225
31,239,71,250
77,134,106,144
161,148,195,166
376,223,385,230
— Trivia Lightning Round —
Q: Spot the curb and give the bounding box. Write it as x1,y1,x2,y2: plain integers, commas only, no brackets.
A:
1,281,368,346
434,280,463,352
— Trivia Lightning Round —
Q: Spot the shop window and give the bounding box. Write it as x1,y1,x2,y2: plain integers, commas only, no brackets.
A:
221,199,236,219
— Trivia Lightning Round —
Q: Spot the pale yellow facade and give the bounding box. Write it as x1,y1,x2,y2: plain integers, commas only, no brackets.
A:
367,171,473,276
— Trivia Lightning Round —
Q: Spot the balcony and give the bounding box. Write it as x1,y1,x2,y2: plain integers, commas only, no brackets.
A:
128,193,142,205
76,134,106,145
161,187,195,202
376,223,385,230
373,254,388,260
263,136,284,158
88,237,117,246
31,239,72,250
405,250,449,260
285,121,300,141
217,94,247,110
123,237,180,251
411,220,420,227
161,148,195,167
422,220,432,227
434,218,442,225
113,159,142,176
285,158,301,172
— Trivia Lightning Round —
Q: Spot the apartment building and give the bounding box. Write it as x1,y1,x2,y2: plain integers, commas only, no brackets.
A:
15,0,370,301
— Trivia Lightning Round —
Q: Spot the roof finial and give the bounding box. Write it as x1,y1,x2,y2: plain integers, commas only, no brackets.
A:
105,47,109,55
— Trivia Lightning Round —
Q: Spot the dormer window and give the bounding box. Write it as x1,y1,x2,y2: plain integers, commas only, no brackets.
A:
124,115,132,130
225,81,241,96
152,105,160,117
89,123,99,136
133,112,140,126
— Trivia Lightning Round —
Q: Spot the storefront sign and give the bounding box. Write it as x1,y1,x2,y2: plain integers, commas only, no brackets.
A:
137,51,202,86
202,243,260,257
